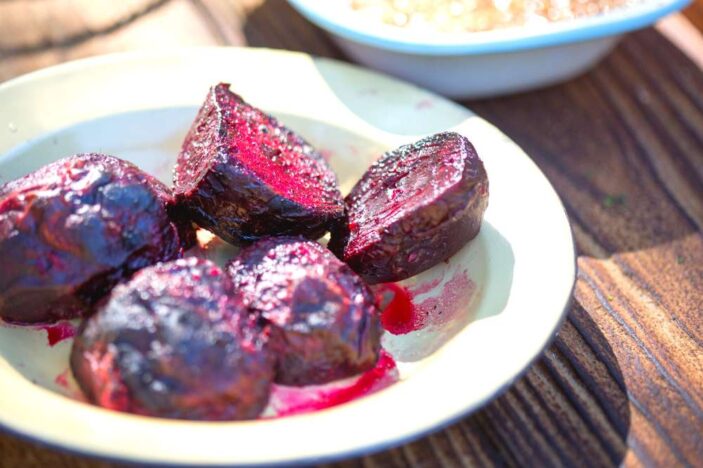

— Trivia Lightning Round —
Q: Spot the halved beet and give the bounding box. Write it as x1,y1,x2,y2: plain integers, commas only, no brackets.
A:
70,257,273,421
173,83,344,245
0,154,189,324
329,132,489,284
227,237,381,386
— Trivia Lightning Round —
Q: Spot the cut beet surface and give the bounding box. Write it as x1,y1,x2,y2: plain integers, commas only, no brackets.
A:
227,237,381,386
329,132,489,284
70,257,274,421
173,83,344,245
0,154,189,324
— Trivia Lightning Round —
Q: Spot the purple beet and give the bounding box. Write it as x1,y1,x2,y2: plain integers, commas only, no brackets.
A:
70,257,274,421
329,132,489,284
173,83,344,245
0,154,189,324
227,237,381,386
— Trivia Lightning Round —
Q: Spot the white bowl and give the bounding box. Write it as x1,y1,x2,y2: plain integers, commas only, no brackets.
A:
0,48,575,465
288,0,690,98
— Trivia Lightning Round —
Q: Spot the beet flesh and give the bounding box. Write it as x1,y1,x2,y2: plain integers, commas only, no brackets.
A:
0,154,187,324
173,83,344,245
227,237,381,386
329,132,489,284
70,257,273,421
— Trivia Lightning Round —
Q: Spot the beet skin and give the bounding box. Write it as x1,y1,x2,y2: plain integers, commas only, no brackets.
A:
227,237,381,386
329,132,489,284
173,83,344,245
0,154,188,324
71,257,274,421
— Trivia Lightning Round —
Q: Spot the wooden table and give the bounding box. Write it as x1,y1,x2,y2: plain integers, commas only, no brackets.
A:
1,1,701,466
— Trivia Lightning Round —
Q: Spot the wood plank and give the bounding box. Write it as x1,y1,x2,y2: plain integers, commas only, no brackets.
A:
683,0,703,31
0,1,702,467
0,0,220,82
0,0,170,54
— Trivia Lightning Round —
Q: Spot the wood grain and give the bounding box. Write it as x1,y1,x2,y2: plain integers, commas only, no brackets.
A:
684,0,703,30
0,1,701,467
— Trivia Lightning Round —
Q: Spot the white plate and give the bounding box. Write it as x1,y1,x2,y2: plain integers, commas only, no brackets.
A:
0,48,575,465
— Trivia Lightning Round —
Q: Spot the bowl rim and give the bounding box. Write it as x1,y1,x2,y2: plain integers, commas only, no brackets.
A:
287,0,690,55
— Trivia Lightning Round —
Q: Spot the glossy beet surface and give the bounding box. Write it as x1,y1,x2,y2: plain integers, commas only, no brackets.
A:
173,83,344,245
0,154,186,324
227,237,381,386
71,258,273,421
329,132,489,284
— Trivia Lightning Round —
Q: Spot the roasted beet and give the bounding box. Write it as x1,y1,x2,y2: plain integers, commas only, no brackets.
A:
227,237,381,386
70,257,273,421
329,132,488,284
0,154,187,324
173,83,344,245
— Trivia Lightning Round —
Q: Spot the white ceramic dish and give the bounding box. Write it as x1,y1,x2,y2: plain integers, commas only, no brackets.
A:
288,0,690,98
0,48,575,465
